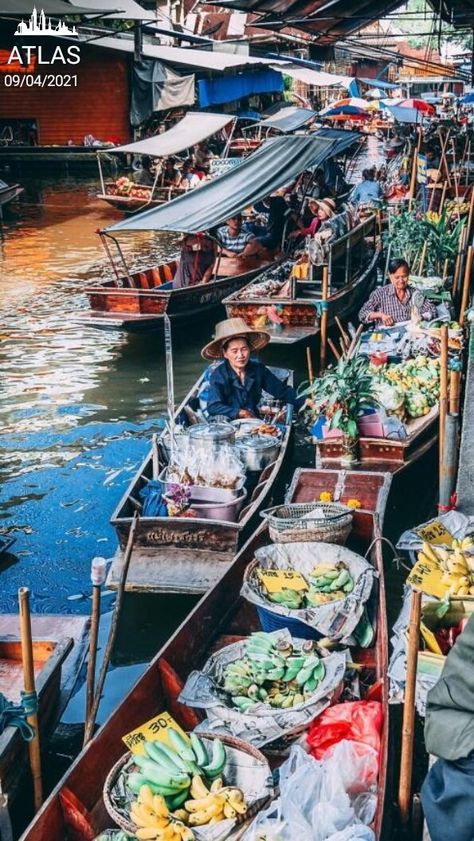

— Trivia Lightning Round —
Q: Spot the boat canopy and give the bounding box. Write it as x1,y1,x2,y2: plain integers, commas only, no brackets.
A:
385,104,424,124
106,112,235,157
105,129,359,235
252,106,317,133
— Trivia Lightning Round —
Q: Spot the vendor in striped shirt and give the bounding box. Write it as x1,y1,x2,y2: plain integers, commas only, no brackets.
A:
359,258,437,328
216,214,266,259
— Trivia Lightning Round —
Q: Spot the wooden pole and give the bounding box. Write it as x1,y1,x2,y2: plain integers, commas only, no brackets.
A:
459,244,474,325
398,589,422,828
439,412,459,511
418,241,428,276
83,513,139,746
408,147,419,211
328,337,341,361
319,266,329,373
438,128,451,187
442,258,449,282
439,324,449,472
465,141,471,187
151,433,159,480
439,181,447,215
306,346,314,382
347,324,364,359
85,557,107,723
452,225,467,299
466,178,474,241
451,139,460,202
18,587,43,812
335,316,350,349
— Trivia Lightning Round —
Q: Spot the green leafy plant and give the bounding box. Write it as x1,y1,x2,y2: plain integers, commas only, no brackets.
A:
302,357,377,439
384,208,465,277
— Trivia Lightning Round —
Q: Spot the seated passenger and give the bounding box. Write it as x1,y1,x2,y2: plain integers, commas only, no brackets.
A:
216,214,268,260
350,168,383,207
288,197,336,241
202,317,301,420
172,234,216,289
248,194,289,250
177,160,201,190
359,258,438,328
162,159,180,187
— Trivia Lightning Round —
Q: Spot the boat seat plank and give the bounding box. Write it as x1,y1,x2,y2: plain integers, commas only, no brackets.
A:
106,545,234,594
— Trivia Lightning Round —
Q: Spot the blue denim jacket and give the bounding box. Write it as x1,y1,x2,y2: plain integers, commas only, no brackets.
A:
206,359,298,420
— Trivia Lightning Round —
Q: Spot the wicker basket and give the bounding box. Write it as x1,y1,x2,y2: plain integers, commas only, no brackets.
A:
261,502,353,545
103,734,271,835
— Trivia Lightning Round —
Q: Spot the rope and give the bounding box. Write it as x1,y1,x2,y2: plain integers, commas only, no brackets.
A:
364,534,411,573
0,692,35,742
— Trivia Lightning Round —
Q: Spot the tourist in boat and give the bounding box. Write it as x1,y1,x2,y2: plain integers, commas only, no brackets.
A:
288,197,336,241
359,258,437,328
216,214,269,260
132,156,157,187
172,234,216,289
177,160,201,190
202,317,301,420
349,168,383,207
163,159,180,187
246,194,289,250
309,168,335,200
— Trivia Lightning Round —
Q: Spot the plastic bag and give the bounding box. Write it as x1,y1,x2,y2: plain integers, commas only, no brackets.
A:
307,701,383,760
139,480,168,517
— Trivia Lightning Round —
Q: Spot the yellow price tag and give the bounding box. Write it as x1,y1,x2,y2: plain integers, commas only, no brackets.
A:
407,556,447,599
420,621,444,655
122,712,188,755
257,568,308,594
416,520,454,547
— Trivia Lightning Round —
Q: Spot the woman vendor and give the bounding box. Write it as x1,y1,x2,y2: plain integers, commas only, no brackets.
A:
203,317,302,420
359,258,437,328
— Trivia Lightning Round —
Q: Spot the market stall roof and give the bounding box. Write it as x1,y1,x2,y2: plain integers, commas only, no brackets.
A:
272,64,353,89
106,113,235,156
358,78,400,90
253,106,316,133
105,129,360,235
68,0,156,18
385,104,424,124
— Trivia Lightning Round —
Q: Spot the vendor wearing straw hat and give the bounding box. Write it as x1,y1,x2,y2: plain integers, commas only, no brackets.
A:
288,197,336,240
203,317,301,420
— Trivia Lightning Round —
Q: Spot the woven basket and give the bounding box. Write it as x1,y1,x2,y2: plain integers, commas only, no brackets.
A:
261,502,353,545
103,734,270,835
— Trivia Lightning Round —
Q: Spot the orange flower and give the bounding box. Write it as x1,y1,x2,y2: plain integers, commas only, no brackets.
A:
319,491,333,502
346,498,362,509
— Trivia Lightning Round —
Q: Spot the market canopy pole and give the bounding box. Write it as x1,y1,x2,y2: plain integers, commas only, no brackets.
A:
164,314,175,460
398,588,422,830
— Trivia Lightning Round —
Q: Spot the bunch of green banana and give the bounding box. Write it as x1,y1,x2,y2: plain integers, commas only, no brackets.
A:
221,632,326,711
307,563,354,604
126,731,226,810
267,587,304,609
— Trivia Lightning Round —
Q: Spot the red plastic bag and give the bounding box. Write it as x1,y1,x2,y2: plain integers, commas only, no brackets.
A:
307,700,383,760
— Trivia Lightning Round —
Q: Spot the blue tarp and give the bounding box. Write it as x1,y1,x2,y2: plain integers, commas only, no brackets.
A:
386,104,424,124
198,69,283,107
359,78,399,90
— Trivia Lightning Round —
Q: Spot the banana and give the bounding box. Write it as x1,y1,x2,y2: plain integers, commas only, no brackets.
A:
223,802,237,820
144,742,191,777
131,802,163,828
185,794,221,813
421,542,440,564
188,804,223,825
176,826,195,841
135,828,163,840
152,795,169,818
167,790,189,811
134,758,190,791
139,785,156,810
190,775,209,800
462,537,473,549
128,773,171,797
189,734,208,768
168,729,196,764
172,810,189,824
210,777,223,793
201,738,226,778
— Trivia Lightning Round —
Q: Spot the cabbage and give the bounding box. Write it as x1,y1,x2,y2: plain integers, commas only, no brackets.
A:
373,382,404,411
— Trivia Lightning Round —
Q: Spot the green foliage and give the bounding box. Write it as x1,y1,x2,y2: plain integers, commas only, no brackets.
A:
384,208,464,276
304,357,377,439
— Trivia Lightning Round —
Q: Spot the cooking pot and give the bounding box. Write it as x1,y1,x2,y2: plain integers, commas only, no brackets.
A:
236,434,281,472
188,421,235,447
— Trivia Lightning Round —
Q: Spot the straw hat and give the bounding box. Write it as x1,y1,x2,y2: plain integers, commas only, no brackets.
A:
309,197,336,218
202,317,270,361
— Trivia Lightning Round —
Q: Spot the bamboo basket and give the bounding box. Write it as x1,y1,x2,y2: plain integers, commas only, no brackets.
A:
261,502,353,545
103,734,271,835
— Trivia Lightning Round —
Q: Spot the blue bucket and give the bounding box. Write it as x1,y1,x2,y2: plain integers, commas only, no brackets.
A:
256,605,322,640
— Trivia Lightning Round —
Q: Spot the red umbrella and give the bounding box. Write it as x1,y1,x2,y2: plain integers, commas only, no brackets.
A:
398,99,436,115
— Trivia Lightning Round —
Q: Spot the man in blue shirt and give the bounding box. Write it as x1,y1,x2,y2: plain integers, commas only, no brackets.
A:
202,317,300,420
349,168,383,207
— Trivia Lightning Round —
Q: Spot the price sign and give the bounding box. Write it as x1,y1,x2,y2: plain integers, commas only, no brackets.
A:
122,712,188,755
420,621,444,655
407,556,447,599
416,520,454,546
257,568,308,594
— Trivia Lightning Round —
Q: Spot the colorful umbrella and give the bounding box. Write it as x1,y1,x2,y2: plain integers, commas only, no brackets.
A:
320,97,370,116
325,112,371,121
364,88,383,99
398,98,436,115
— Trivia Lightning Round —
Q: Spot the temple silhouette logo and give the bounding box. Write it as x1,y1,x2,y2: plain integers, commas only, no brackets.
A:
15,7,78,36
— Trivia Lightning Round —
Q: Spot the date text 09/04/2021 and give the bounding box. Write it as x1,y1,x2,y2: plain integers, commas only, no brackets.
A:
2,74,78,87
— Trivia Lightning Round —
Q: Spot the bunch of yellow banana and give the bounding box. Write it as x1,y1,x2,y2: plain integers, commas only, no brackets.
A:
184,774,247,827
420,541,474,597
130,786,194,841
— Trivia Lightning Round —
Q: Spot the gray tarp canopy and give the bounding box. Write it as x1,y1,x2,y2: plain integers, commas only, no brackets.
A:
106,113,234,157
105,129,359,235
252,106,317,133
385,104,424,124
0,0,103,12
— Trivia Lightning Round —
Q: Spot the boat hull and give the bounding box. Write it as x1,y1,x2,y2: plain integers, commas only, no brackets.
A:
0,184,23,208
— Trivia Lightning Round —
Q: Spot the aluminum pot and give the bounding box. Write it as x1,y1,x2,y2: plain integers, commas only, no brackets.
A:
189,489,247,523
236,434,281,472
188,421,235,447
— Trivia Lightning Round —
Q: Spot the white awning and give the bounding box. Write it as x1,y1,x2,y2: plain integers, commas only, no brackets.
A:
109,112,234,156
69,0,156,18
275,64,354,89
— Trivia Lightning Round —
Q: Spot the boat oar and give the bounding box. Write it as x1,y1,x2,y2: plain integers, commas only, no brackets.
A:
398,588,422,831
85,556,107,723
18,587,43,812
83,512,139,746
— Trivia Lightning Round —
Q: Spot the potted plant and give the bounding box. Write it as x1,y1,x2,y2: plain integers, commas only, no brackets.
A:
303,357,377,465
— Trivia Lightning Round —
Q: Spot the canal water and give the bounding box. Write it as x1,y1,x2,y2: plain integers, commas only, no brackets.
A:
0,135,429,739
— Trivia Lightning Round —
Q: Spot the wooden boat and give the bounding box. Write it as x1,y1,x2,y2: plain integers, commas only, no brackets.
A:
223,215,379,345
74,258,275,332
0,614,90,804
18,466,392,841
106,368,294,594
0,179,23,208
97,183,190,213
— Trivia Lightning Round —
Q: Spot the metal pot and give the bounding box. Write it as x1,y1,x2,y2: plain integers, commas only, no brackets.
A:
236,434,281,472
188,421,235,447
189,489,247,523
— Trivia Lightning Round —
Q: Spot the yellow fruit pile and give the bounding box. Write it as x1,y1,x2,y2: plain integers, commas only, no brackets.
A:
131,777,247,840
420,538,474,597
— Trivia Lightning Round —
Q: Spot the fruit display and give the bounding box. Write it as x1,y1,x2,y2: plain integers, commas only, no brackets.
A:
129,778,248,840
126,730,226,811
260,563,354,609
419,539,474,596
219,632,326,711
372,356,440,418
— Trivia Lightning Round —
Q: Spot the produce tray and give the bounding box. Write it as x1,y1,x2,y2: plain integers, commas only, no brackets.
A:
159,467,245,503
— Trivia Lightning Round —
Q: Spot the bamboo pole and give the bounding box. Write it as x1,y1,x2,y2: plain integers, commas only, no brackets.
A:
451,139,460,203
442,258,449,282
438,128,452,187
438,181,447,215
327,337,341,361
465,141,471,187
335,316,350,350
439,413,459,511
459,244,474,325
151,433,159,480
408,147,419,211
466,178,474,241
85,556,107,723
319,266,329,373
347,324,364,359
398,589,422,828
306,346,314,382
449,367,461,414
83,512,139,746
452,225,467,299
418,241,428,276
439,325,449,473
18,588,43,812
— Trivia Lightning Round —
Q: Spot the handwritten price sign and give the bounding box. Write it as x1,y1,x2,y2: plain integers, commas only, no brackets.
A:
257,568,308,594
415,520,454,547
122,712,188,755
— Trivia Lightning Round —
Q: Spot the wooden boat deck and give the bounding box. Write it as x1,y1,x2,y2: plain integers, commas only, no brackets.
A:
106,545,234,594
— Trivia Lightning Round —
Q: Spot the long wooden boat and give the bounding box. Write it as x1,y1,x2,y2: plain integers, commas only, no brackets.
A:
223,215,379,345
18,466,392,841
97,183,197,213
0,614,90,805
0,180,23,208
106,368,294,594
74,257,275,332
